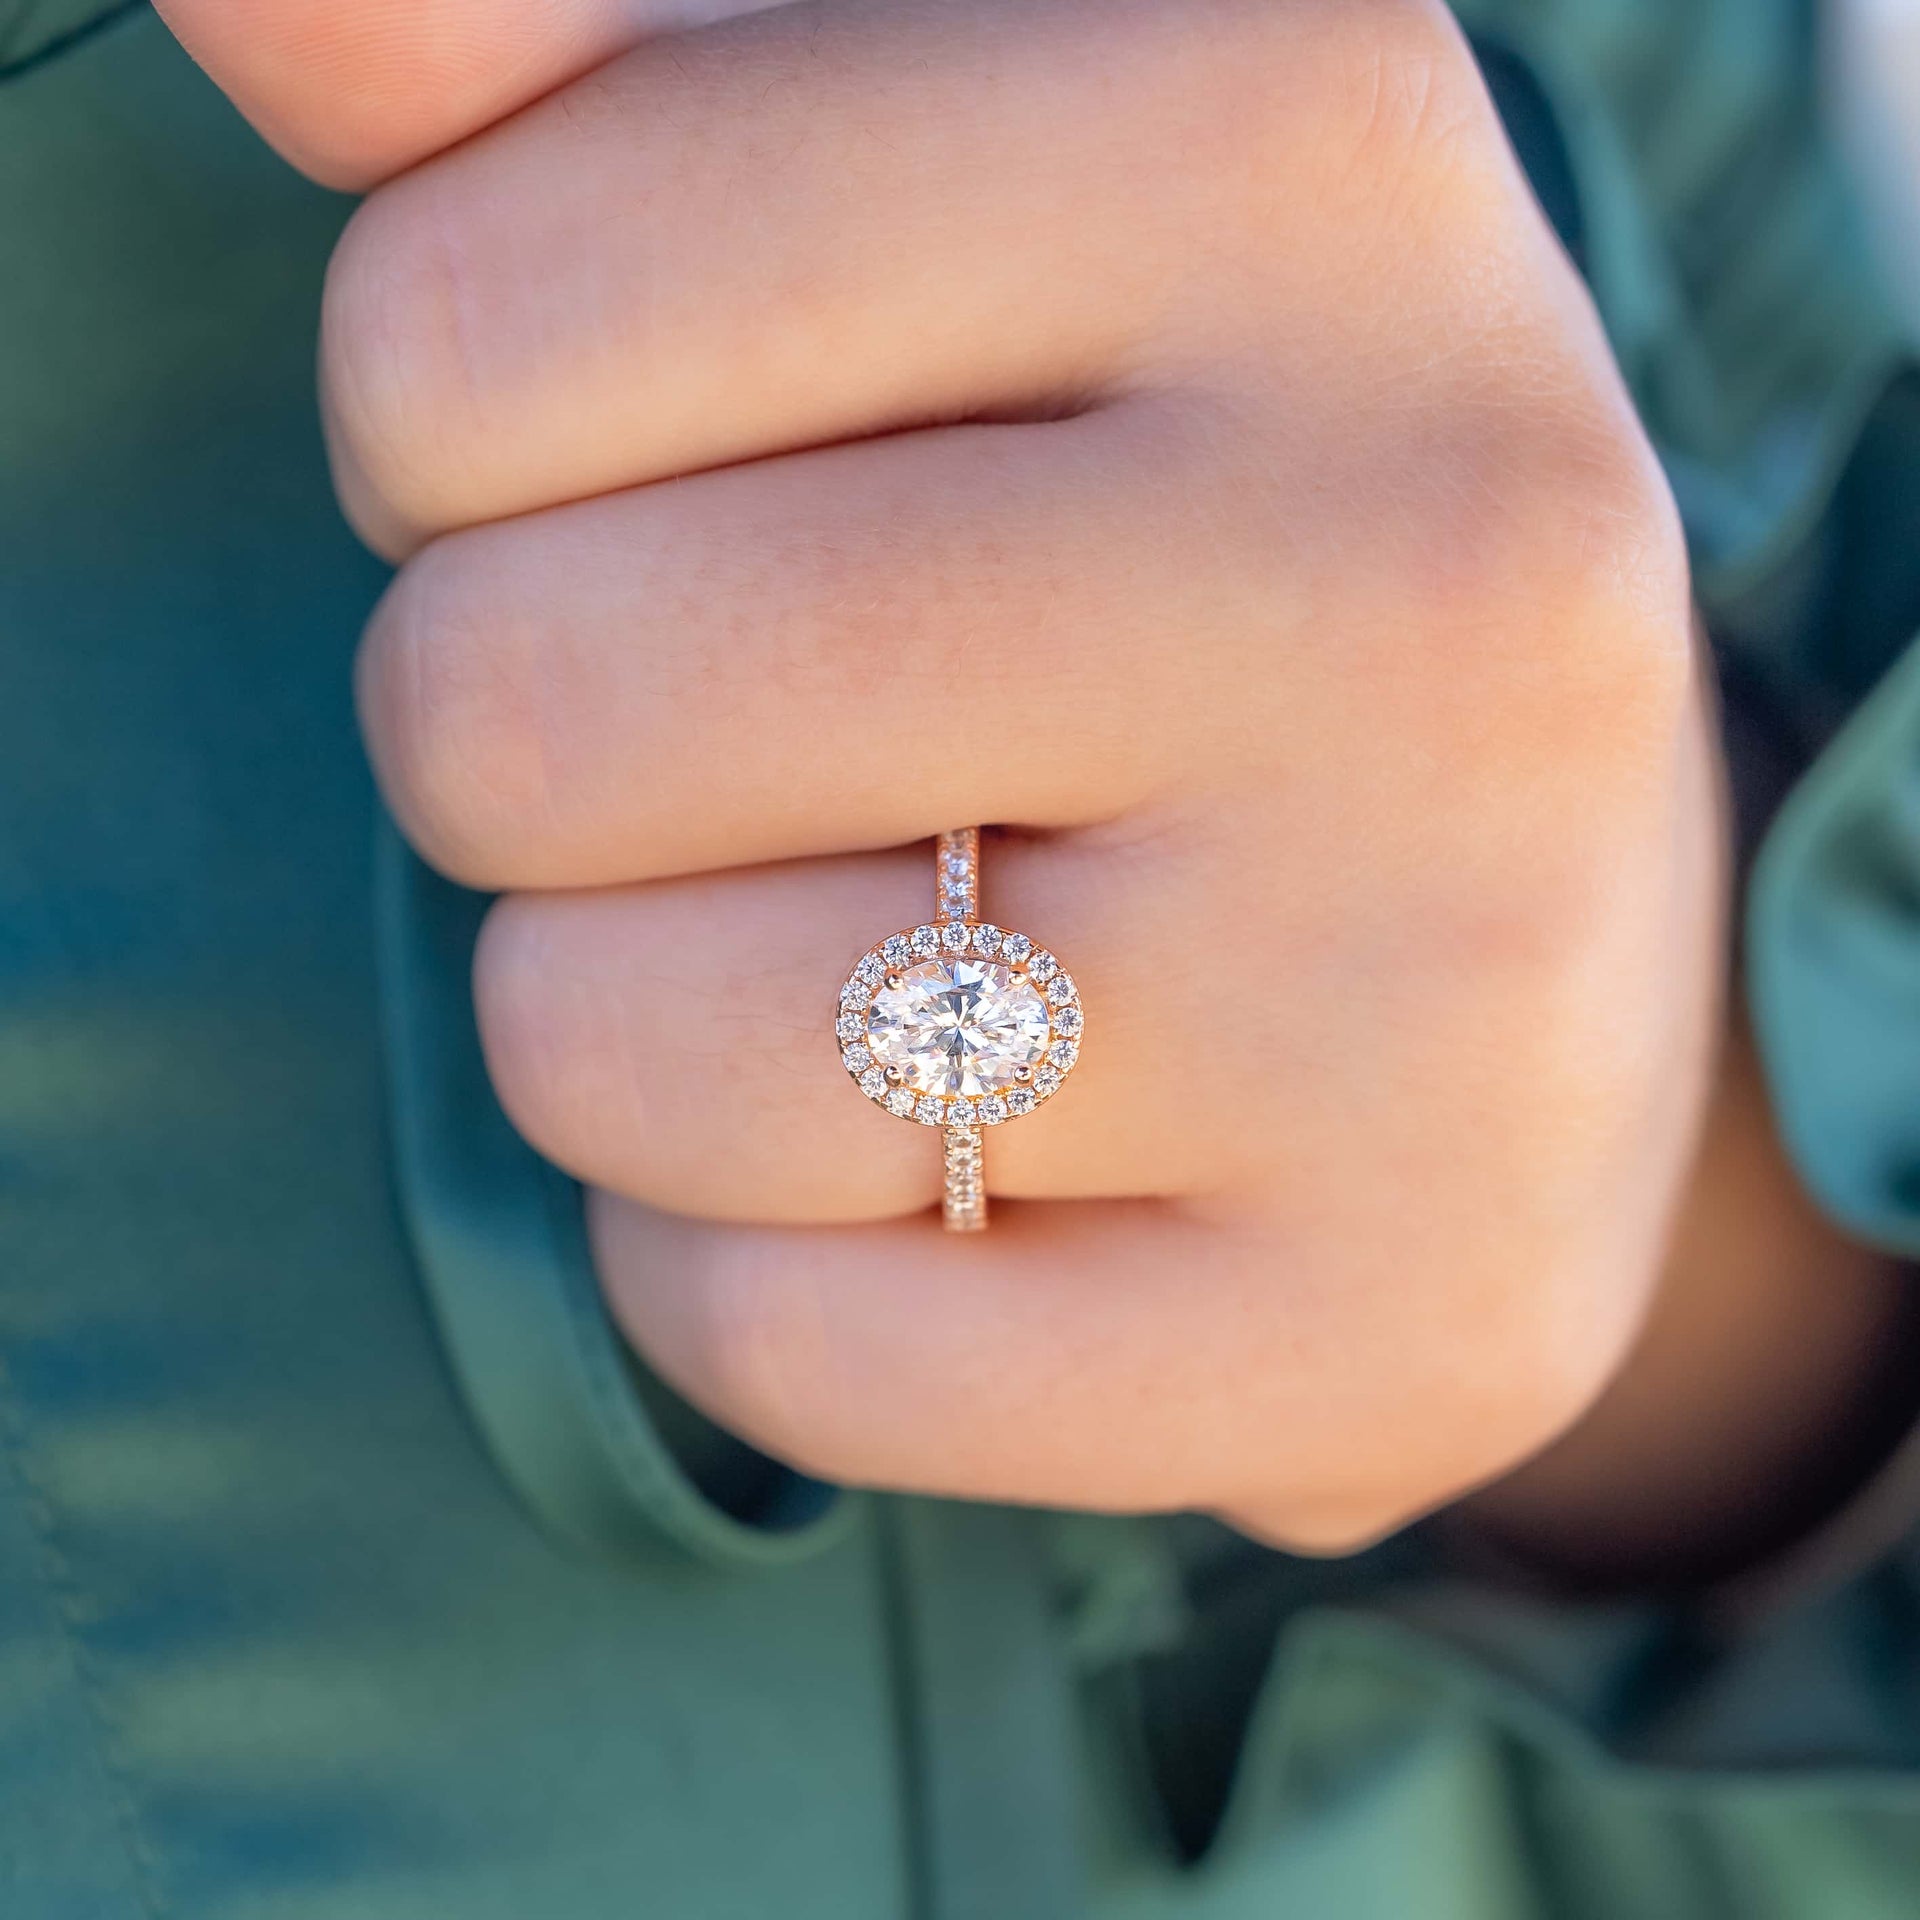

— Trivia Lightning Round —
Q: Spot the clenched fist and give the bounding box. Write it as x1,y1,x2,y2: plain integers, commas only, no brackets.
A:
161,0,1725,1553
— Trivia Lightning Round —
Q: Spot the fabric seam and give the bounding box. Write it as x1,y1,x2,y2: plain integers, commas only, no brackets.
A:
0,0,149,86
0,1349,169,1919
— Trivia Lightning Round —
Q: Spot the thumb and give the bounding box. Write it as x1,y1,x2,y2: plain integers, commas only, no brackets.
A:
153,0,786,191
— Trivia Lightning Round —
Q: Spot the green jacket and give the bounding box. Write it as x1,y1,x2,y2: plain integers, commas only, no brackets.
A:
5,3,1920,1915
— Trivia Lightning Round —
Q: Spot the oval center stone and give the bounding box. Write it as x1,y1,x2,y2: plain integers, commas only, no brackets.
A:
865,956,1051,1097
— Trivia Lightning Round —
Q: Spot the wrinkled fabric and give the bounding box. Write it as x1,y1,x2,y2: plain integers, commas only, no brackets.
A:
0,0,141,77
6,3,1920,1917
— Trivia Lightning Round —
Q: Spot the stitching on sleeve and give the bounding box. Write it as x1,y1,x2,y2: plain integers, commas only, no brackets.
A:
0,0,148,85
0,1351,170,1919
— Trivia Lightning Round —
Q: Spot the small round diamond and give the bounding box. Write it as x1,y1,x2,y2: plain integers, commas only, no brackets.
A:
857,951,887,985
1006,1087,1037,1117
1049,1040,1078,1073
1027,950,1057,985
941,921,971,951
836,1012,864,1045
976,1094,1008,1124
842,1044,873,1075
944,853,972,880
885,1088,917,1117
914,1095,945,1125
972,925,1003,956
882,933,912,968
1054,1006,1083,1037
859,1067,888,1098
911,924,942,958
1001,932,1032,966
841,977,872,1008
1032,1064,1062,1097
1046,973,1076,1006
948,1099,977,1126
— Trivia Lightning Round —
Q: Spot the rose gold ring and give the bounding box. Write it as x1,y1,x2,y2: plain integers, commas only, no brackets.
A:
834,828,1084,1232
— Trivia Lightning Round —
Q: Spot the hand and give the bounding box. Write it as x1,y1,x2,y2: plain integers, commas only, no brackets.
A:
160,0,1724,1552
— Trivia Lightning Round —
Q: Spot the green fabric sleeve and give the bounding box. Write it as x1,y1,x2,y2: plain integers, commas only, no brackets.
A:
10,6,1920,1917
374,820,858,1570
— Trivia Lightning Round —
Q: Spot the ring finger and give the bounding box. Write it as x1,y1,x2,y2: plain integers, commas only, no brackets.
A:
475,826,1238,1222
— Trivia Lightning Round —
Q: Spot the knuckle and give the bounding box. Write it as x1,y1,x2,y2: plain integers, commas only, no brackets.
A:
1310,0,1502,204
1409,406,1695,779
357,540,551,887
653,1249,849,1485
474,899,717,1214
1154,0,1502,247
474,898,674,1203
321,185,478,545
471,900,582,1163
1518,421,1693,699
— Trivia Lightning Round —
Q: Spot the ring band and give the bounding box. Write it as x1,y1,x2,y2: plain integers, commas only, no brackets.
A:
931,830,990,1230
835,828,1084,1233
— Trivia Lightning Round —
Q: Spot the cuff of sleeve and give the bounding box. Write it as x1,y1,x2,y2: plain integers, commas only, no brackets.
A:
1749,623,1920,1260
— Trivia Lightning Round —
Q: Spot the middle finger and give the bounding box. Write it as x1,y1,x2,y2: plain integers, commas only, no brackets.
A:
358,405,1298,891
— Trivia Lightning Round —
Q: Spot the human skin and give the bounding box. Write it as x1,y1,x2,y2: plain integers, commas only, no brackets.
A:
155,0,1902,1570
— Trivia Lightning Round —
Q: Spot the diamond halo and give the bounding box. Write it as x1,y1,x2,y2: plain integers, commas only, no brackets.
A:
838,923,1082,1123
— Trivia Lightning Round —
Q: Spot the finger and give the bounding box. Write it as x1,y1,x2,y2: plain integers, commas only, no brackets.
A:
153,0,785,190
358,407,1266,892
591,1190,1213,1505
590,1191,1482,1532
474,838,1216,1223
592,1192,1229,1510
318,0,1469,550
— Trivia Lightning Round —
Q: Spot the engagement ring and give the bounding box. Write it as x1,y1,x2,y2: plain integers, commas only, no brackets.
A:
834,828,1083,1231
